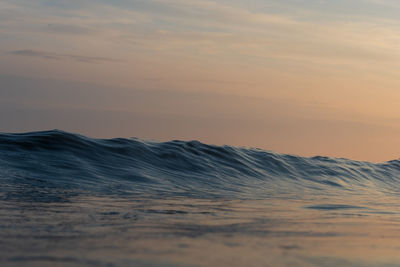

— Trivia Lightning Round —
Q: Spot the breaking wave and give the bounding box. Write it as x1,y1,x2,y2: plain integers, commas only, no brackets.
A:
0,130,399,201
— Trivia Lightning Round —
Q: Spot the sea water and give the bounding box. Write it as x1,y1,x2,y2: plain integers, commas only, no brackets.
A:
1,130,400,266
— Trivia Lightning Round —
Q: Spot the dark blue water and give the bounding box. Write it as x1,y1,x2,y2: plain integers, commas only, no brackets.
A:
1,130,399,200
1,130,400,266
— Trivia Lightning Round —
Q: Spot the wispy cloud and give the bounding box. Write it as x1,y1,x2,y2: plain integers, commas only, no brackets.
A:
8,49,119,63
2,0,400,83
45,23,93,35
366,0,400,8
3,0,400,66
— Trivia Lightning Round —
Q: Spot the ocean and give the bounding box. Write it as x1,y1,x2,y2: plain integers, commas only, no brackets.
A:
1,130,400,266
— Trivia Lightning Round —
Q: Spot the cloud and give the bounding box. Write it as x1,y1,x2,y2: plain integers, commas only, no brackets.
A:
8,50,119,63
46,23,93,35
78,0,400,68
2,0,400,80
3,0,400,65
366,0,400,8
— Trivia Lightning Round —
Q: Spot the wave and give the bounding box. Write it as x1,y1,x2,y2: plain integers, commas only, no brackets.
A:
0,130,399,201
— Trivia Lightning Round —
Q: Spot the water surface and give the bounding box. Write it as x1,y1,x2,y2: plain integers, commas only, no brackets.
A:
1,130,400,266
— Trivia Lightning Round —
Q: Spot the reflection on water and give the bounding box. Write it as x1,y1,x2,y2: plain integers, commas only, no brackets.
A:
2,194,400,267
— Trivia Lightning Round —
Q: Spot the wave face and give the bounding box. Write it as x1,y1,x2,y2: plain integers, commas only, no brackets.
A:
1,130,399,201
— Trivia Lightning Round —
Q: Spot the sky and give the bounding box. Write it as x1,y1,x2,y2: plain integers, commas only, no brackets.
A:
1,0,400,162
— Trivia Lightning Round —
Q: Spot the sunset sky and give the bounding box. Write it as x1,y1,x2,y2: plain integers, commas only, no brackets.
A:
1,0,400,161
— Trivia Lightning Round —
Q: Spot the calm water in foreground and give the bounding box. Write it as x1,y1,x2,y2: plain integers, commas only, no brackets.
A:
3,194,400,266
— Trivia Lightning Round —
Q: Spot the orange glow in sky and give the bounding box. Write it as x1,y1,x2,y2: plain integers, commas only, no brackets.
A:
1,0,400,162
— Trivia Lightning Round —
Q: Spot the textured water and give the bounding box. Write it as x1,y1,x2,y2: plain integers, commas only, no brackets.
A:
1,130,400,266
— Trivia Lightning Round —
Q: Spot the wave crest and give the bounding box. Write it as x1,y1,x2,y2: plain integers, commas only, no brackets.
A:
1,130,399,200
